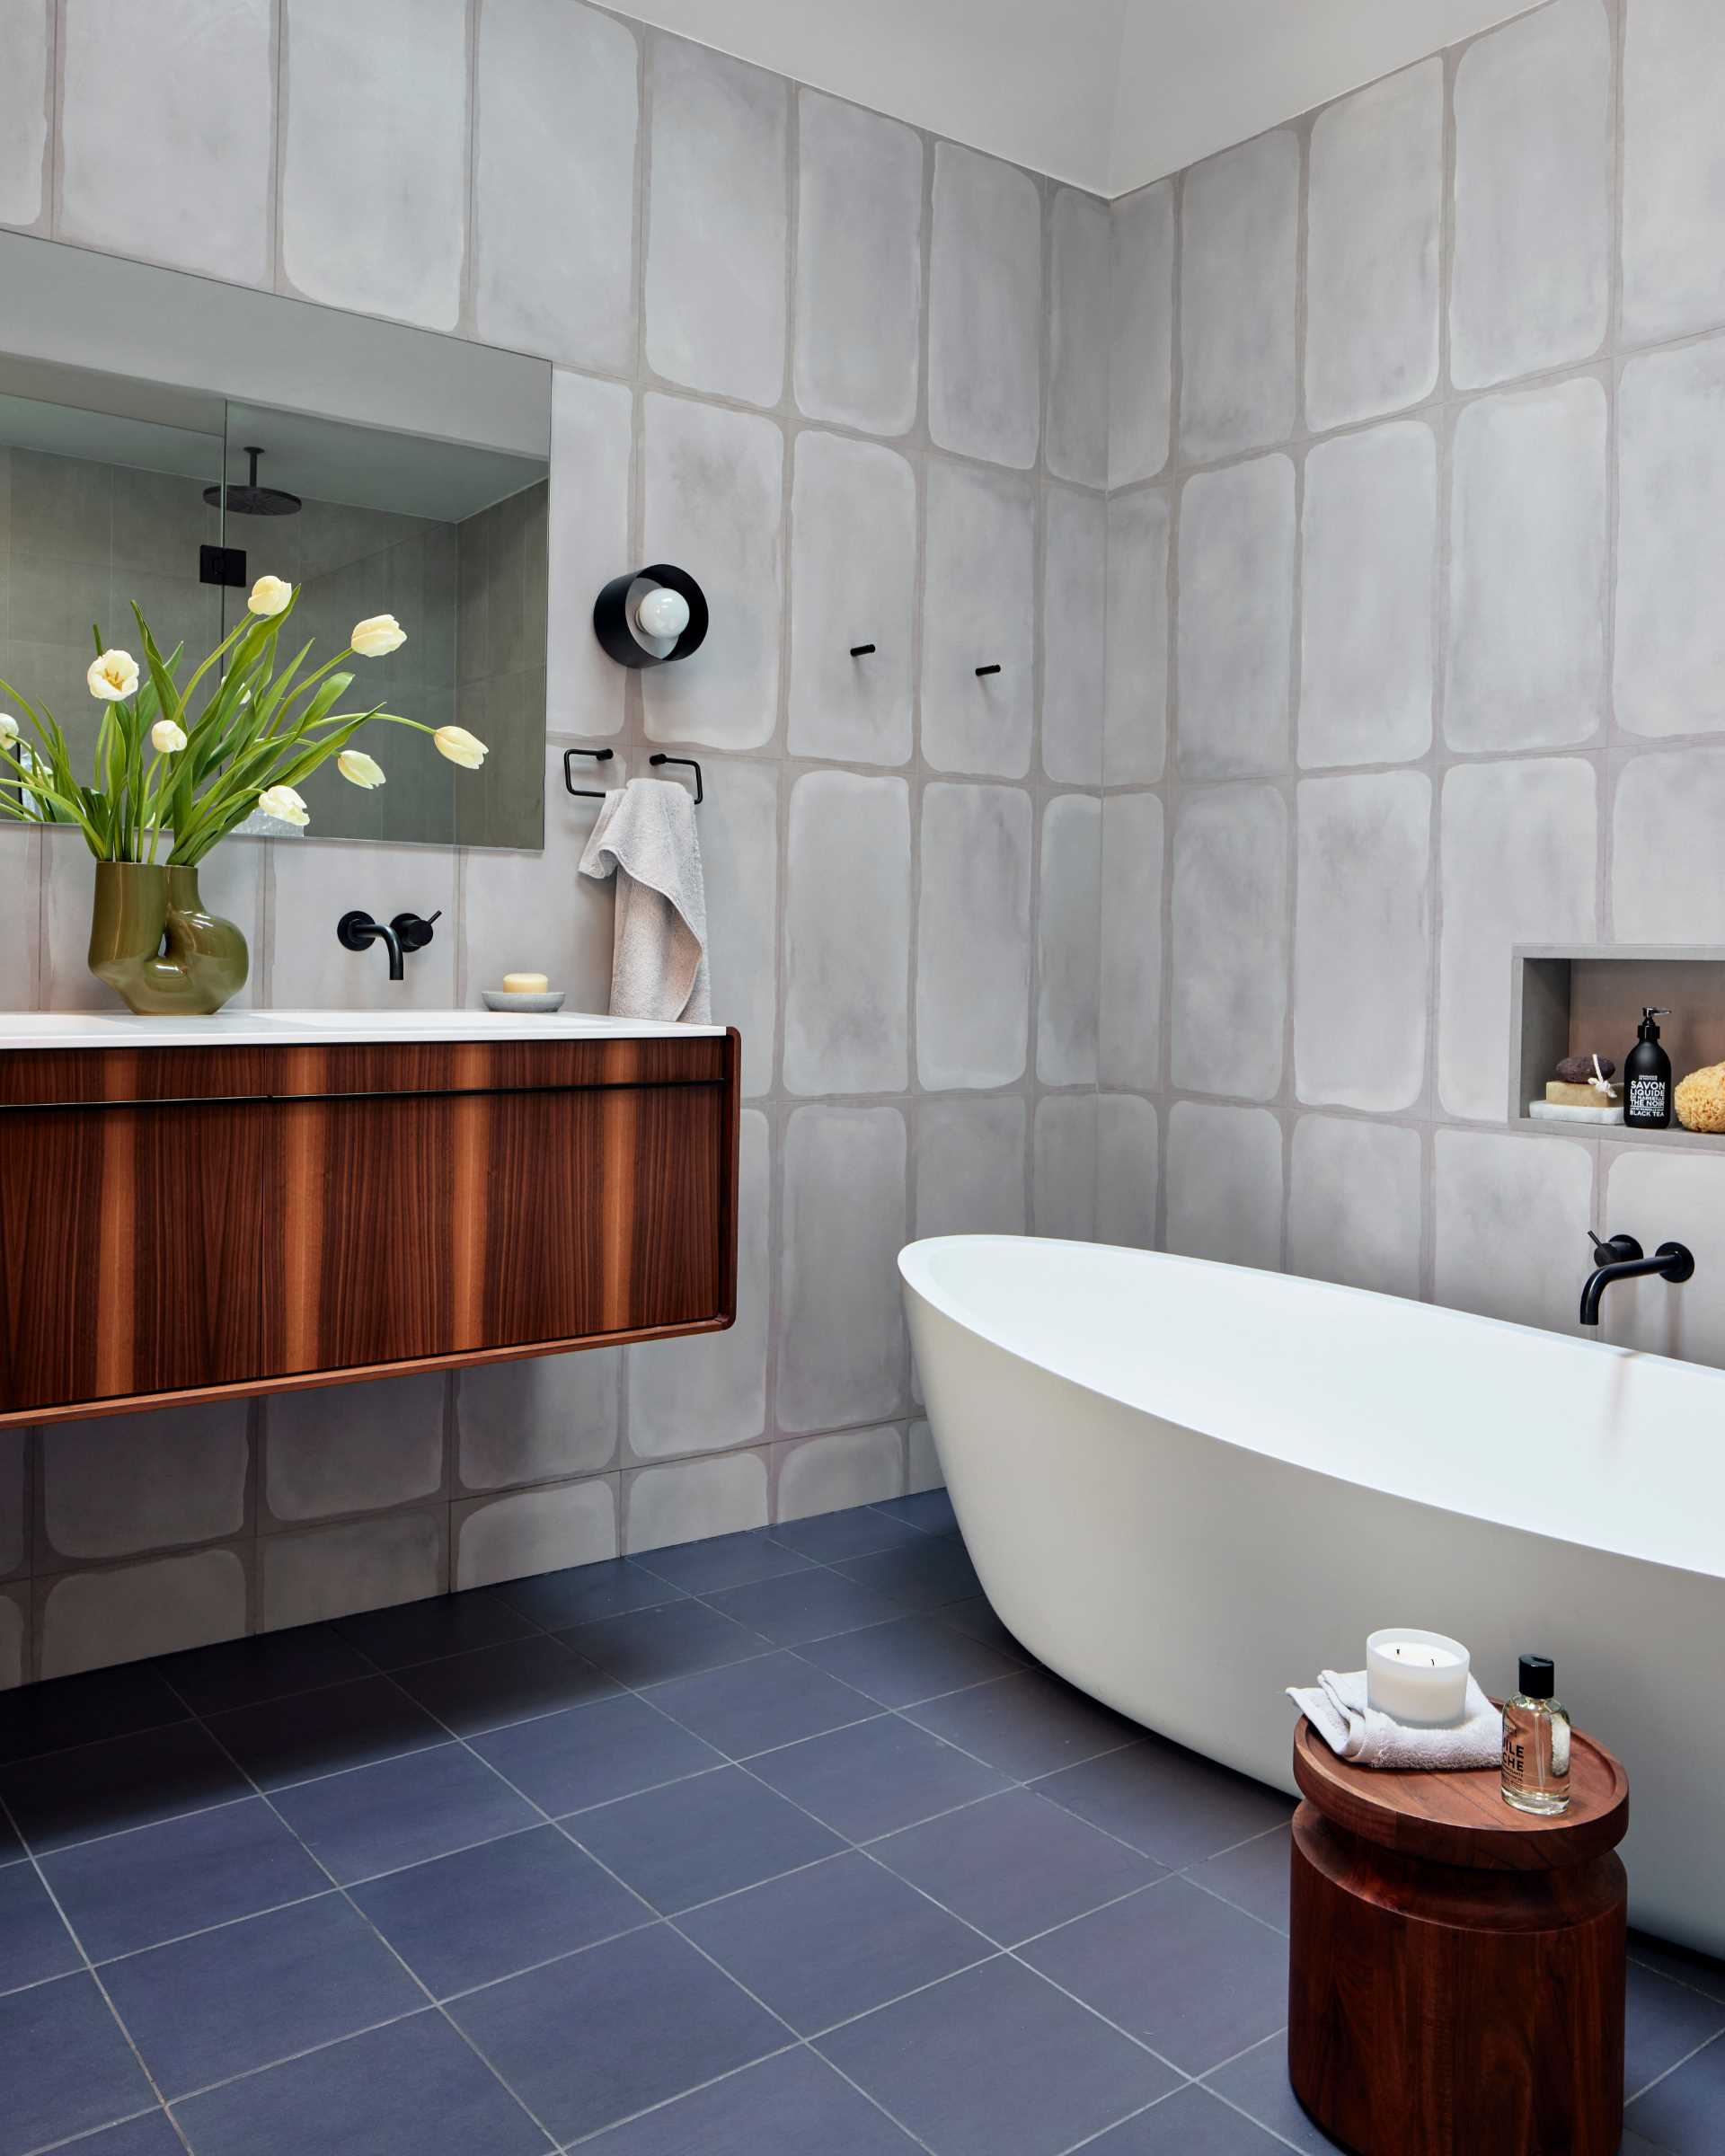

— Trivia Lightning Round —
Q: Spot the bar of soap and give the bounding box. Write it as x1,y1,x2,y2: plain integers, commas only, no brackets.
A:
501,972,549,994
1546,1080,1618,1108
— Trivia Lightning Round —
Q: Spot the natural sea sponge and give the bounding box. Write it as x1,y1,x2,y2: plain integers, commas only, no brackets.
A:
1675,1061,1725,1134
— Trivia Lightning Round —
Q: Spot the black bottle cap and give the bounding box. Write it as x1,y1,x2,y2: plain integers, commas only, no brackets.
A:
1518,1654,1555,1699
1639,1007,1669,1042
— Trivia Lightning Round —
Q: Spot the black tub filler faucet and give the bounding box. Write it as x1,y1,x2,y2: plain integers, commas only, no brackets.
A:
1579,1230,1694,1327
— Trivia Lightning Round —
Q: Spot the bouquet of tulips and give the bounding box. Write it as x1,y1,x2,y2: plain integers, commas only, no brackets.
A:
0,572,487,863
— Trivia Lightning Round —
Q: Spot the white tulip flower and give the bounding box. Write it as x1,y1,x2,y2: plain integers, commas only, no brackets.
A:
337,749,386,789
88,649,139,702
247,574,294,617
351,614,406,658
151,719,189,754
257,783,310,827
433,724,488,769
0,714,18,747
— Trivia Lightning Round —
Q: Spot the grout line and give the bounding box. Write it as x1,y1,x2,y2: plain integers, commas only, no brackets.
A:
1623,2024,1725,2108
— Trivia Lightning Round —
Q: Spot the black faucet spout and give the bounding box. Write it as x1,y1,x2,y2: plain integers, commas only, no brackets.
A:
1579,1237,1695,1326
336,909,411,981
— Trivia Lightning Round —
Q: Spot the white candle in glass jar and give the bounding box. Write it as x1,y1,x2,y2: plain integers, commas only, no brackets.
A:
1366,1627,1471,1727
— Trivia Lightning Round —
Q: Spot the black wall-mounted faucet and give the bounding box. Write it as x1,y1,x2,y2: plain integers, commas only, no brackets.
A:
1579,1230,1694,1326
337,909,440,982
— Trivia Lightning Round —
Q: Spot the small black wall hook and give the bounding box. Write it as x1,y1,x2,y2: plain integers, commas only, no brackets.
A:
975,663,1002,677
850,643,876,658
563,747,615,799
649,754,703,805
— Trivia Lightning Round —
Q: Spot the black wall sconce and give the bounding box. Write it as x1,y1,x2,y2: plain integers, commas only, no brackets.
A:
593,564,709,669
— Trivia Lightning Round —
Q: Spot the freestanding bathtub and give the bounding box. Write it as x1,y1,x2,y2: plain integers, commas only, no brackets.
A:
900,1235,1725,1957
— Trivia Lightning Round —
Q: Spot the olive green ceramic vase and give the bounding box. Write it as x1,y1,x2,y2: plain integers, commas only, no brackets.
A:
87,862,249,1016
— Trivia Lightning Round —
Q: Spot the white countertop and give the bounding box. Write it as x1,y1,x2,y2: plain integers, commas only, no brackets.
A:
0,1010,727,1048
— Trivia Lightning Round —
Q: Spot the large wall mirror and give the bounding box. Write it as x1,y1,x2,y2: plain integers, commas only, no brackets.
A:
0,233,551,850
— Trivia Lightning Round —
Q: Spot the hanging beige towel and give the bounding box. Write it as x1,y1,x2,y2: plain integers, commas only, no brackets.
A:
577,776,711,1021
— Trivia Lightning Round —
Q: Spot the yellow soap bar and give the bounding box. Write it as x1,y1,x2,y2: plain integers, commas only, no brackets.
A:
1546,1080,1616,1108
502,972,549,994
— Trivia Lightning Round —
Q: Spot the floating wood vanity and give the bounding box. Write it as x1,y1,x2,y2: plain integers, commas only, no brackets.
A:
0,1013,740,1427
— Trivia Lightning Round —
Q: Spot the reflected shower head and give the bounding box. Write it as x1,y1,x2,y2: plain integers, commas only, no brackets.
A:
204,445,301,517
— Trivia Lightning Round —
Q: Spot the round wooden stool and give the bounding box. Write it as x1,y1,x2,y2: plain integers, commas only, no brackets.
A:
1287,1714,1629,2156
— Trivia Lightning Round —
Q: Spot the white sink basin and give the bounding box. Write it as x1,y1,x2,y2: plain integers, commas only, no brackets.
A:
0,1008,725,1048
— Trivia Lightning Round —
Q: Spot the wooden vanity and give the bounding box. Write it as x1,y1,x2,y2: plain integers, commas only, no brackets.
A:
0,1013,740,1426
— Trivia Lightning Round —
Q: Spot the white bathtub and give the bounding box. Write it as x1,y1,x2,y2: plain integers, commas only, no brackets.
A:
901,1235,1725,1956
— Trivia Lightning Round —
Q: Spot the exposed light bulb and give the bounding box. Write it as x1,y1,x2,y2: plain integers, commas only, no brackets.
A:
634,586,691,641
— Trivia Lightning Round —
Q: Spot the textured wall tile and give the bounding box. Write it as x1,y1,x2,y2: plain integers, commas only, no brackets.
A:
645,38,787,405
1042,488,1107,784
1164,1104,1283,1272
270,839,457,1009
1447,379,1608,752
1100,792,1163,1093
1612,749,1725,941
641,394,783,750
1433,1130,1591,1335
920,463,1035,777
282,0,468,330
264,1374,447,1524
917,784,1032,1091
775,1427,905,1521
784,771,910,1094
1294,772,1430,1113
907,1419,942,1495
778,1106,908,1433
627,1111,770,1459
1177,455,1295,780
0,830,40,1009
1170,785,1287,1101
1047,189,1110,488
1616,340,1725,739
40,1551,248,1679
0,1427,25,1579
1036,794,1101,1087
41,1403,249,1563
1305,60,1442,433
1179,131,1298,461
45,826,261,1013
928,143,1042,469
1096,1096,1159,1251
788,434,915,764
0,1588,23,1690
1032,1095,1096,1241
474,0,637,372
1623,0,1725,346
1300,421,1435,769
915,1099,1028,1240
0,0,50,229
456,1351,619,1493
1451,0,1611,389
460,744,615,1013
545,370,631,741
1110,181,1175,487
796,91,923,436
61,0,271,282
1105,490,1170,786
1601,1148,1725,1367
698,764,780,1100
261,1512,445,1630
1288,1117,1423,1301
1438,758,1598,1121
455,1476,618,1591
624,1453,768,1552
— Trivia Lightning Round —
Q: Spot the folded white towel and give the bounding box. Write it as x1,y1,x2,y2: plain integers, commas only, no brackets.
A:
578,777,711,1023
1287,1669,1501,1772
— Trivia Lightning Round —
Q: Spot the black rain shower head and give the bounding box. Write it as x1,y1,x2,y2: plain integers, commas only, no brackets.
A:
205,445,301,517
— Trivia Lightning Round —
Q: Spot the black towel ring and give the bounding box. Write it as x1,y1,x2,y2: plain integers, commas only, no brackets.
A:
562,747,615,800
649,754,703,805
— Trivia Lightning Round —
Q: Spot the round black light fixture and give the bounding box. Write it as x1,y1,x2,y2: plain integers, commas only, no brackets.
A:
593,563,709,669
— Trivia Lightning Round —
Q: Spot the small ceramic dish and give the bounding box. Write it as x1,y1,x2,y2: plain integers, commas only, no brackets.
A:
480,988,566,1012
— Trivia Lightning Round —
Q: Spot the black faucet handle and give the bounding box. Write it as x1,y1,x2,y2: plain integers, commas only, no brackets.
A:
1588,1230,1644,1265
391,909,441,953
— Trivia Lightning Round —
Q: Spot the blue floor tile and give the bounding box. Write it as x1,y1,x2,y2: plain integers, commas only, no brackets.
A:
492,1560,685,1631
42,1796,329,1962
678,1849,990,2034
100,1892,424,2099
1086,2084,1287,2152
631,1529,813,1595
0,1859,81,1990
769,1509,932,1564
797,1613,1023,1708
1630,1931,1725,2007
702,1568,909,1648
1625,2031,1725,2152
171,2007,551,2155
568,1763,844,1913
747,1715,1011,1842
205,1674,448,1789
576,2046,924,2153
1201,2037,1340,2155
1022,1876,1288,2076
471,1693,721,1817
332,1590,536,1671
817,1954,1178,2156
938,1597,1033,1660
835,1538,983,1613
155,1624,374,1717
1626,1959,1725,2097
1031,1734,1293,1868
270,1743,538,1885
0,1663,189,1767
559,1599,774,1686
906,1670,1142,1780
350,1824,646,1998
0,1809,21,1865
391,1635,618,1736
1187,1825,1292,1933
447,1922,783,2144
642,1649,879,1757
869,1490,960,1536
74,2113,189,2154
871,1786,1161,1947
0,1973,156,2156
2,1719,251,1853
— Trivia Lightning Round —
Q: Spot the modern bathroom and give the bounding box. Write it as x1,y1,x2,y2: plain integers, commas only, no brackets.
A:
1,0,1723,2149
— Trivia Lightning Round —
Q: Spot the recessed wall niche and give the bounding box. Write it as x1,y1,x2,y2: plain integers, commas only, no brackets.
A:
1513,945,1725,1145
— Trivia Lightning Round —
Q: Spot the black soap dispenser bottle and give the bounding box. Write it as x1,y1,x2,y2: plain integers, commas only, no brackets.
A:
1624,1007,1673,1129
